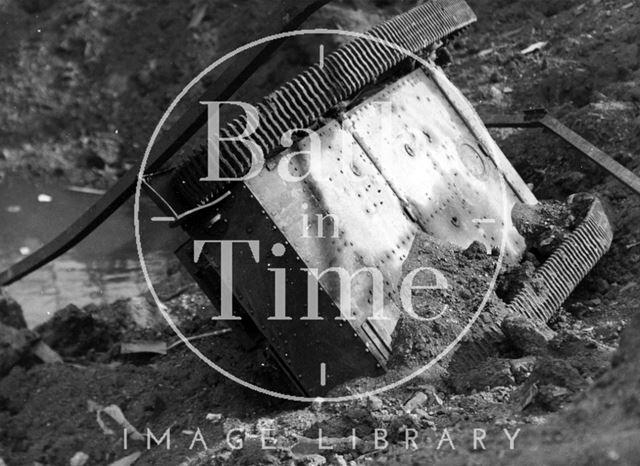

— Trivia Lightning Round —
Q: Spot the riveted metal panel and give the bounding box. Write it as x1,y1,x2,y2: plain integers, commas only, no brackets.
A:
245,68,535,373
346,67,530,262
180,185,383,396
246,122,418,357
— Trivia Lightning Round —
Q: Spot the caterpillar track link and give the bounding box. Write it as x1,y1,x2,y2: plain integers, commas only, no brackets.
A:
172,0,477,207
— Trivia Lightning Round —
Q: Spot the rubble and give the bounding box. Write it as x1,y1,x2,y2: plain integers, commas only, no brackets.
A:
0,289,27,329
449,358,516,394
0,322,37,377
35,304,120,358
511,197,587,258
69,451,89,466
501,315,556,355
402,392,428,413
509,356,537,384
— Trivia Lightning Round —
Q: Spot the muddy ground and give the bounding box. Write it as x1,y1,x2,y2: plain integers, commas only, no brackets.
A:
1,0,640,465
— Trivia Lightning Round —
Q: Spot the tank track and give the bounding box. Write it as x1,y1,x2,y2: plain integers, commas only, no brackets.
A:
171,0,477,208
450,195,613,369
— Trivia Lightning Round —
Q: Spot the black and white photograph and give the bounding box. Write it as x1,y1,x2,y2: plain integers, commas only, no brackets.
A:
0,0,639,464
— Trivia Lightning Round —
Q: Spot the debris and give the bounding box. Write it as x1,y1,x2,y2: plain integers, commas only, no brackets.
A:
520,41,548,55
120,341,167,356
0,289,27,329
297,454,327,465
403,391,428,413
330,454,348,466
222,417,250,436
0,322,37,377
107,452,142,466
449,358,516,394
70,451,89,466
511,199,583,258
592,101,636,112
574,3,586,15
511,357,588,411
167,328,231,350
311,397,324,412
292,435,361,456
37,193,52,203
619,281,637,293
188,4,208,29
367,395,384,411
488,85,505,104
622,2,634,9
509,356,537,384
31,340,64,364
19,247,31,256
229,434,275,465
114,297,163,330
205,413,223,423
501,316,555,355
511,381,538,410
537,384,571,410
67,186,107,196
88,400,145,441
6,205,21,213
497,260,536,302
35,304,119,357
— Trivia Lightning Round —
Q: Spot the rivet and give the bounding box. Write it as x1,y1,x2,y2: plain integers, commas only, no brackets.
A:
404,144,415,157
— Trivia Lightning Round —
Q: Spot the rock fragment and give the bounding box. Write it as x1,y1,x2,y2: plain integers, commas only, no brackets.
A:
70,451,89,466
509,356,537,384
403,392,428,413
367,395,383,411
0,322,37,377
449,358,516,394
501,315,556,355
0,289,27,329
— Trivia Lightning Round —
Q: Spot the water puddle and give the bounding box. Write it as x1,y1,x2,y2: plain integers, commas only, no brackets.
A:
0,175,183,328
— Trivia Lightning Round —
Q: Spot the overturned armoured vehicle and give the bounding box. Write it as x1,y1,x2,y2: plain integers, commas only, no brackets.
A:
141,0,612,396
1,0,620,397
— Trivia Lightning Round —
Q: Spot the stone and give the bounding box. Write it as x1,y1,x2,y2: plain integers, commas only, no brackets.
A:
0,289,27,329
536,384,571,411
299,454,327,466
509,356,537,384
489,85,504,104
330,455,348,466
205,413,223,423
529,357,588,392
403,392,428,413
367,396,383,411
0,322,37,377
34,304,118,357
449,358,516,394
501,316,555,355
69,451,89,466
